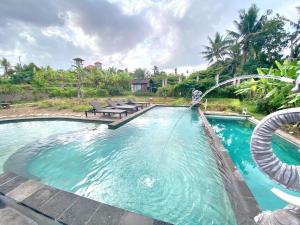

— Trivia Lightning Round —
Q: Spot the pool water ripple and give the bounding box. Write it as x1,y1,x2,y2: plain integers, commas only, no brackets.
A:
1,107,237,225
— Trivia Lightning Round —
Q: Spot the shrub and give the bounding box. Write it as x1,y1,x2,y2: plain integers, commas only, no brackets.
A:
134,90,155,96
45,87,77,98
157,86,174,97
107,86,125,96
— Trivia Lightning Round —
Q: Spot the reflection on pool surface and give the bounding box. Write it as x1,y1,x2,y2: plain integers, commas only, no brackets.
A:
208,117,300,211
0,107,236,225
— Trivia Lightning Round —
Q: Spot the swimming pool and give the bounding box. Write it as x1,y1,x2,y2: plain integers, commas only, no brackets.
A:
0,107,236,225
208,117,300,211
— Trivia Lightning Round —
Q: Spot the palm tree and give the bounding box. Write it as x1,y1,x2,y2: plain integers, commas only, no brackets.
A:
202,32,229,64
227,4,272,65
0,58,11,76
284,7,300,60
226,43,242,75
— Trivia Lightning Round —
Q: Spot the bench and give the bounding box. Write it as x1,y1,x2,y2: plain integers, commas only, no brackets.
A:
0,103,10,109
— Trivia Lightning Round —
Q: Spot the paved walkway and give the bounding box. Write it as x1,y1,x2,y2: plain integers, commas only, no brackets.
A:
0,172,172,225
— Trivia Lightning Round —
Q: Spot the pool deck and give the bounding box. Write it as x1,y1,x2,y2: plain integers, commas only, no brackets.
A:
0,172,173,225
0,105,155,128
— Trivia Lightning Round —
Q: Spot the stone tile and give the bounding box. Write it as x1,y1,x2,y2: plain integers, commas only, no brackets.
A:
39,191,78,219
119,212,154,225
22,186,59,210
153,220,174,225
0,172,17,186
0,207,38,225
0,176,27,194
57,197,98,225
7,180,44,202
87,203,125,225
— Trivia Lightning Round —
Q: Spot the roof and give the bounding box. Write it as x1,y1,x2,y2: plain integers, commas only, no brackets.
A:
73,57,84,62
85,65,95,69
131,79,149,84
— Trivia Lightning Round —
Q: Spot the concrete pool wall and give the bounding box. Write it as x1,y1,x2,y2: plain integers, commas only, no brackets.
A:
199,109,260,225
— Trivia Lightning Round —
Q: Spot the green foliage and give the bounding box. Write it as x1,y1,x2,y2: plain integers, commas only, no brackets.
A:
82,88,109,97
10,63,39,84
133,68,146,79
157,86,175,97
236,59,300,113
45,87,77,98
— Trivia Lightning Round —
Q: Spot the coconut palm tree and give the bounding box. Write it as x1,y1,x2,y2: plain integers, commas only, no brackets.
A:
0,58,11,76
284,7,300,60
227,4,272,65
202,32,229,65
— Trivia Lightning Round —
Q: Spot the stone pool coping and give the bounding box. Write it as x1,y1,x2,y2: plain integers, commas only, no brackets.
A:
199,109,260,225
0,172,173,225
0,115,114,124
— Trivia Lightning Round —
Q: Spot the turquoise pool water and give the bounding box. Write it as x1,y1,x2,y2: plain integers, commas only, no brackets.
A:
208,117,300,211
0,107,236,225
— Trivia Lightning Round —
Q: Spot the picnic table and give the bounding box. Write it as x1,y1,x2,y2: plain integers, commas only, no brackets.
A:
0,103,10,109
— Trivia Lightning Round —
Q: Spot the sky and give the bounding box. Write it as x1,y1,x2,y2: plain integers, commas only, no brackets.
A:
0,0,299,74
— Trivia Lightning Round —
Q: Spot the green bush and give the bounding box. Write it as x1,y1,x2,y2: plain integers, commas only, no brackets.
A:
157,86,174,97
82,88,109,97
46,87,77,97
107,86,125,96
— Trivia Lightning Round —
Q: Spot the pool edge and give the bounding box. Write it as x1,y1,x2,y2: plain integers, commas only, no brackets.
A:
0,171,173,225
199,109,260,225
0,116,113,124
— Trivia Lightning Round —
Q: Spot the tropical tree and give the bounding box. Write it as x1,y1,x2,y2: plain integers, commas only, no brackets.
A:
227,4,272,65
284,7,300,60
0,58,11,76
133,68,146,79
225,43,242,75
202,32,229,64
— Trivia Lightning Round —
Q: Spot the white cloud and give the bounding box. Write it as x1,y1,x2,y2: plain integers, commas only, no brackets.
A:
0,0,298,72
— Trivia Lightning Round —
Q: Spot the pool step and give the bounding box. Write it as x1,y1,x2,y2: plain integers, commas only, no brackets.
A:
0,172,173,225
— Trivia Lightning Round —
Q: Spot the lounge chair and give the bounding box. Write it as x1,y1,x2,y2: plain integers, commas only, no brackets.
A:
107,99,138,112
116,99,143,110
127,98,150,107
85,101,127,119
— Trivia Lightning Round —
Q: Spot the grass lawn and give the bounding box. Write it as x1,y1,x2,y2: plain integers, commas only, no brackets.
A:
11,96,265,118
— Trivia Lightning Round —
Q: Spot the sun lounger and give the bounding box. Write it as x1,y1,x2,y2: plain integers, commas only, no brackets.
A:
85,101,127,119
127,98,150,107
116,99,143,110
107,99,138,112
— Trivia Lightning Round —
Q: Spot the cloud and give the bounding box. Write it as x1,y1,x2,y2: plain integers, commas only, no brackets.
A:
0,0,63,27
0,0,298,71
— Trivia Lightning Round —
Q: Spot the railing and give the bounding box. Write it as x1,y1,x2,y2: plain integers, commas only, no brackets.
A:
199,74,295,101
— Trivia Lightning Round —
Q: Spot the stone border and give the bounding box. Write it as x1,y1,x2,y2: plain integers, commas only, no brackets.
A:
0,172,173,225
198,109,260,225
0,116,113,124
205,114,250,120
108,104,156,129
